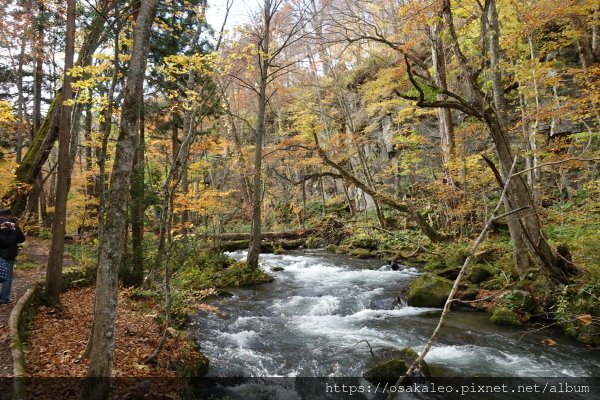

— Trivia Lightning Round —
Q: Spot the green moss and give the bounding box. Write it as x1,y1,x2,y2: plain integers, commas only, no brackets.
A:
174,261,273,291
270,266,285,272
343,233,381,251
406,273,453,308
489,307,521,326
363,359,407,385
554,283,600,346
349,248,375,259
273,245,286,255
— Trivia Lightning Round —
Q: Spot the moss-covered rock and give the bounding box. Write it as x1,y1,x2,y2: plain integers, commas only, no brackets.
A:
466,265,493,284
325,244,338,253
363,359,407,386
406,274,453,308
270,266,285,272
349,248,375,259
364,346,429,385
273,244,286,255
345,234,380,251
219,240,249,252
174,261,273,291
489,306,521,326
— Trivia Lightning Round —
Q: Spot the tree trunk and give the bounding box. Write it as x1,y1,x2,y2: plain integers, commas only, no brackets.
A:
44,0,76,305
485,0,530,278
430,19,455,164
83,2,158,398
129,100,145,286
247,0,272,270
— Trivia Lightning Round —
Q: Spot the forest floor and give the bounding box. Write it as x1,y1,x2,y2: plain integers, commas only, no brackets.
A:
0,237,207,380
0,237,54,377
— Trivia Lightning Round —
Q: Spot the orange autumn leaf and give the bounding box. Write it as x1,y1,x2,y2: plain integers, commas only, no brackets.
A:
541,338,557,346
576,314,593,326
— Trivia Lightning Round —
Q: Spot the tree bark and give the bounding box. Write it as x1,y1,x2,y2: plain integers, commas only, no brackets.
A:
129,97,145,286
44,0,76,305
485,0,530,278
430,18,454,164
83,1,158,398
247,0,273,270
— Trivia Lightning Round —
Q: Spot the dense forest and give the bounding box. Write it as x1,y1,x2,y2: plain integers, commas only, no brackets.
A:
0,0,598,398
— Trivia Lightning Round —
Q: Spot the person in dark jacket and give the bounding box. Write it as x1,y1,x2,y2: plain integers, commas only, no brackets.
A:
0,209,26,304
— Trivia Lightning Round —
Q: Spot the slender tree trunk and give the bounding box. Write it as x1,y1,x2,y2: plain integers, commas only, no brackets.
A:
15,35,27,164
430,19,455,164
247,0,272,270
44,0,76,305
84,2,158,398
129,100,145,286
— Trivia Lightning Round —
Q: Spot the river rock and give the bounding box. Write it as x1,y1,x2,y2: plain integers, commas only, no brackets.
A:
489,306,521,326
270,266,285,272
349,248,375,259
406,273,453,308
364,347,429,385
368,297,403,310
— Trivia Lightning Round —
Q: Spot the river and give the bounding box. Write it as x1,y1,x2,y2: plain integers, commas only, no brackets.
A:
190,249,600,378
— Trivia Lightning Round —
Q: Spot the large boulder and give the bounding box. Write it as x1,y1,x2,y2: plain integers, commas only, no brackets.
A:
406,274,453,308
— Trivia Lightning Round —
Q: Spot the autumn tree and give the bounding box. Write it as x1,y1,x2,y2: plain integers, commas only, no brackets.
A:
84,1,159,398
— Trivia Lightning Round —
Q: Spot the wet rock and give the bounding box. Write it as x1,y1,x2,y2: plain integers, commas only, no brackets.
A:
406,273,453,308
368,297,403,310
364,347,429,385
270,266,285,272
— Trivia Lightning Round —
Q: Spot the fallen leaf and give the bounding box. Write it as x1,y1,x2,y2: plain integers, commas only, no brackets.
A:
576,314,593,326
542,338,557,346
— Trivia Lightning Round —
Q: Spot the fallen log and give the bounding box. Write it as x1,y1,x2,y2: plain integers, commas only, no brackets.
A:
215,229,315,241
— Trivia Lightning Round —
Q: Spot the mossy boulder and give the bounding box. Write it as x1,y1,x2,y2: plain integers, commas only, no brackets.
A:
406,274,453,308
273,245,286,255
489,306,521,326
349,248,375,259
364,347,429,385
270,266,285,272
325,244,338,253
466,265,493,284
363,359,407,386
346,234,380,251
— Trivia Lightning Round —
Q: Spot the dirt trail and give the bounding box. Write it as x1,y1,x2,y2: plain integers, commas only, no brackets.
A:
0,237,70,376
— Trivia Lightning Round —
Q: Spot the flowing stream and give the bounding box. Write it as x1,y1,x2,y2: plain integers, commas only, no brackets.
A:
190,250,600,378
